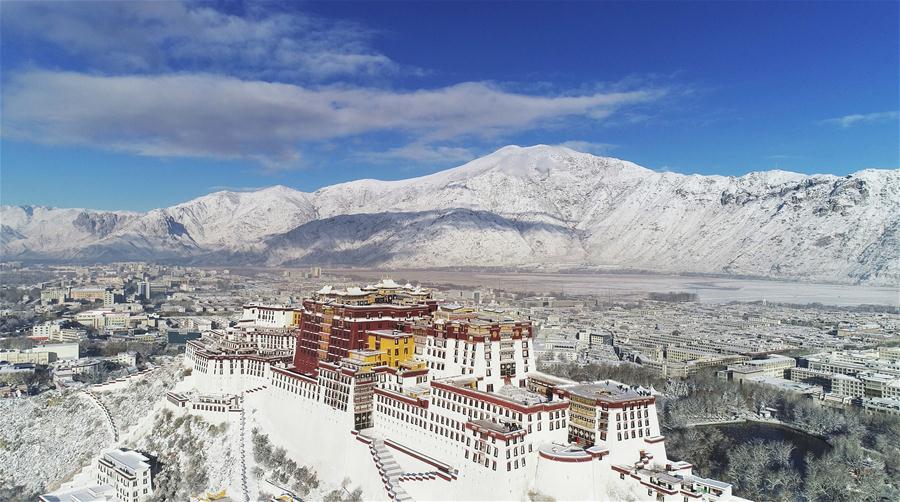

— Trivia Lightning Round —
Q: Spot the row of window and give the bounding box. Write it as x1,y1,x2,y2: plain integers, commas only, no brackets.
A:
273,372,319,400
615,428,651,441
617,418,650,430
464,449,528,471
375,397,465,444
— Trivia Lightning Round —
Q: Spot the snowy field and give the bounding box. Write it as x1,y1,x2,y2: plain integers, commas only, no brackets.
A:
334,269,899,306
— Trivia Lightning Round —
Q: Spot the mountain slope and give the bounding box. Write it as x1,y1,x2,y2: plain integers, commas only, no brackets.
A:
265,209,585,268
0,206,139,259
2,145,897,285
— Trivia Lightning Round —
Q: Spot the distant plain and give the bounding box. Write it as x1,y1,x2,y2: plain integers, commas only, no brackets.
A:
330,269,900,307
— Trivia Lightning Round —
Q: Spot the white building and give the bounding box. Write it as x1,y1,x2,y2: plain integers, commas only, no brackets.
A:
184,302,746,501
97,449,154,502
40,287,69,305
40,449,153,502
39,485,117,502
31,342,80,361
239,303,297,329
32,321,88,343
32,320,62,339
75,309,148,331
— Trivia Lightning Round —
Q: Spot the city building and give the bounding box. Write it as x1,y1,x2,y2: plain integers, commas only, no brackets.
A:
75,309,148,331
32,321,88,343
718,354,797,383
40,287,69,305
69,287,108,302
31,342,80,361
787,348,900,414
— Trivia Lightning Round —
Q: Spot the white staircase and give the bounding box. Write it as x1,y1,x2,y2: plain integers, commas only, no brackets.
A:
369,438,413,502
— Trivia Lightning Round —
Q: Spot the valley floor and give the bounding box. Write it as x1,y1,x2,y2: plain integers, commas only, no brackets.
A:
332,269,900,306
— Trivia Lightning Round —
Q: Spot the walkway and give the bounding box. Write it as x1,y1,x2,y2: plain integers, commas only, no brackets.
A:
82,390,118,442
239,396,249,502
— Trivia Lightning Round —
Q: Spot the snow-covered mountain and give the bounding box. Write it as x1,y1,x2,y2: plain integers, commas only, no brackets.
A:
3,145,898,285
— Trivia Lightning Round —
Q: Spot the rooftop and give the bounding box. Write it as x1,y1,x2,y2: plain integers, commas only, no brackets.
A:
470,419,520,433
563,380,651,402
39,484,117,502
496,384,548,406
368,329,413,339
103,448,150,472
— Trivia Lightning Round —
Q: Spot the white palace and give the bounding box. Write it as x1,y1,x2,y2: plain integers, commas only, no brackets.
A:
183,280,749,501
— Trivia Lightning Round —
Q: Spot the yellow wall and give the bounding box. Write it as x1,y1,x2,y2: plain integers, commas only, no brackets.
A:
368,333,415,368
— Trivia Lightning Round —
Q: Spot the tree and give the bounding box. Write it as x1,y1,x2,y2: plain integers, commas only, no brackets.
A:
724,440,799,501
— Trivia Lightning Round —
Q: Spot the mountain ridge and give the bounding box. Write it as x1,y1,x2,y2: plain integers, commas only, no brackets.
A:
3,145,898,286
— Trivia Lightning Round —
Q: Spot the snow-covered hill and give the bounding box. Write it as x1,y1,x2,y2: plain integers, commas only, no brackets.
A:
2,145,898,285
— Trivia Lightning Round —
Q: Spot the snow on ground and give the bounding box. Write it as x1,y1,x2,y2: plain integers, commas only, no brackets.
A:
5,363,371,501
129,407,239,500
0,391,109,499
95,357,185,435
0,357,185,500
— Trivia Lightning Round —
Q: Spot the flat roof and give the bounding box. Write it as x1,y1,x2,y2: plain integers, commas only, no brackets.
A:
40,484,116,502
496,384,548,405
104,449,150,471
368,329,413,338
471,419,520,433
639,470,682,485
563,380,650,402
688,475,732,490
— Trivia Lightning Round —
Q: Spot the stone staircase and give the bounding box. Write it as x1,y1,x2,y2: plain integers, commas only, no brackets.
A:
82,390,118,442
239,404,249,502
369,438,413,502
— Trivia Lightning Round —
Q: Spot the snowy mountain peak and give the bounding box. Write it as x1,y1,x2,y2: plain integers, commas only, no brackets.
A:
2,146,897,286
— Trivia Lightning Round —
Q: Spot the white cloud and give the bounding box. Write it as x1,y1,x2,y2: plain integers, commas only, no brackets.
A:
0,1,402,80
2,71,665,168
359,144,477,165
820,111,899,128
554,141,618,155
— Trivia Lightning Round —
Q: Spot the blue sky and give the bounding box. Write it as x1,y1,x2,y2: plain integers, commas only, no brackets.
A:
1,0,897,211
